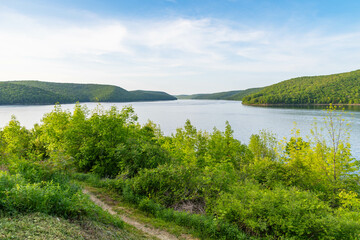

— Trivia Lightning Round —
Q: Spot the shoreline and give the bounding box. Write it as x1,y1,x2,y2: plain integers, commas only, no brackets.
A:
242,103,360,107
0,99,177,106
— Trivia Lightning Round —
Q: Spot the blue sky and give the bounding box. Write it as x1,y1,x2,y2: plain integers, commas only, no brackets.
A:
0,0,360,94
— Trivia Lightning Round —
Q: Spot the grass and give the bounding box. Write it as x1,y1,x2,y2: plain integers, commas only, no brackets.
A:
0,167,154,240
82,185,197,240
0,212,150,240
78,179,253,240
72,173,253,240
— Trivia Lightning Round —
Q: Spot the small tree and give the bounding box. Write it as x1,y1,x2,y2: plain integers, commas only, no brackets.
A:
2,116,31,159
309,104,359,203
274,106,359,203
249,130,277,160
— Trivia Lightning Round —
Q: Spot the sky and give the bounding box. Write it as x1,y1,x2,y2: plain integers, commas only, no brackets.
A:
0,0,360,94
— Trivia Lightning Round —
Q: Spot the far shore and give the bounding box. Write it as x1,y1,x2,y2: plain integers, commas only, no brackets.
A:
242,103,360,107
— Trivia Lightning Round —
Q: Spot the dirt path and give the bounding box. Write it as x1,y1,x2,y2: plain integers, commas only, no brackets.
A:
82,189,179,240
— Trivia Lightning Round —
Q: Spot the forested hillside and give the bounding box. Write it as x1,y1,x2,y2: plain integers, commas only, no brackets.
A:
242,70,360,105
177,88,262,101
0,81,176,105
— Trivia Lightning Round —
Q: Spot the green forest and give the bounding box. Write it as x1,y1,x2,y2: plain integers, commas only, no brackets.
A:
177,69,360,106
1,104,359,239
0,81,176,105
177,88,262,101
242,70,360,105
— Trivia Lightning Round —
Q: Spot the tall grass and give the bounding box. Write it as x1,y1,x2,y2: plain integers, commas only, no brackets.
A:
0,166,123,228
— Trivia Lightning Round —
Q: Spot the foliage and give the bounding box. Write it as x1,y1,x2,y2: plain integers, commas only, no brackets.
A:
140,197,249,240
161,120,252,169
34,104,168,178
1,116,31,159
309,105,359,202
248,130,277,160
243,69,360,104
116,123,171,178
213,182,360,239
0,168,123,228
1,103,360,239
176,87,262,101
0,81,176,105
130,164,204,208
74,172,250,240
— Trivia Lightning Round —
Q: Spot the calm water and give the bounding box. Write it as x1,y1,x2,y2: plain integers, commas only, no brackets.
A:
0,100,359,159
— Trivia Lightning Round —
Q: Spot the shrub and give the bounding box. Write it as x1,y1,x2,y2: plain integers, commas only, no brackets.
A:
136,196,248,240
116,138,171,178
0,171,123,228
129,164,204,207
213,182,360,239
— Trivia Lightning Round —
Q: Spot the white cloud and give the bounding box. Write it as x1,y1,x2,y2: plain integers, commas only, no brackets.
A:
0,13,129,59
0,8,360,94
132,19,265,52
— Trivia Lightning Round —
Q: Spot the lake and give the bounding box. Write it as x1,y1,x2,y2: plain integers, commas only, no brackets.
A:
0,100,359,159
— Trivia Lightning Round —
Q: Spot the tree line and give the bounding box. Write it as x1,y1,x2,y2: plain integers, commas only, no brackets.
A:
0,81,176,105
243,70,360,105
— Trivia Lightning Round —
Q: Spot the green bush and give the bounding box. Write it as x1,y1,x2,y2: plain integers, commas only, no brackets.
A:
213,182,360,239
0,171,123,228
116,139,171,178
0,172,25,198
0,171,80,217
138,197,163,215
76,172,250,240
130,164,204,207
135,196,248,240
8,158,71,185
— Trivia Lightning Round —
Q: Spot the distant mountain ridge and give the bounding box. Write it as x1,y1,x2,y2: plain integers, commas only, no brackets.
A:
176,88,262,101
0,81,176,105
242,70,360,105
